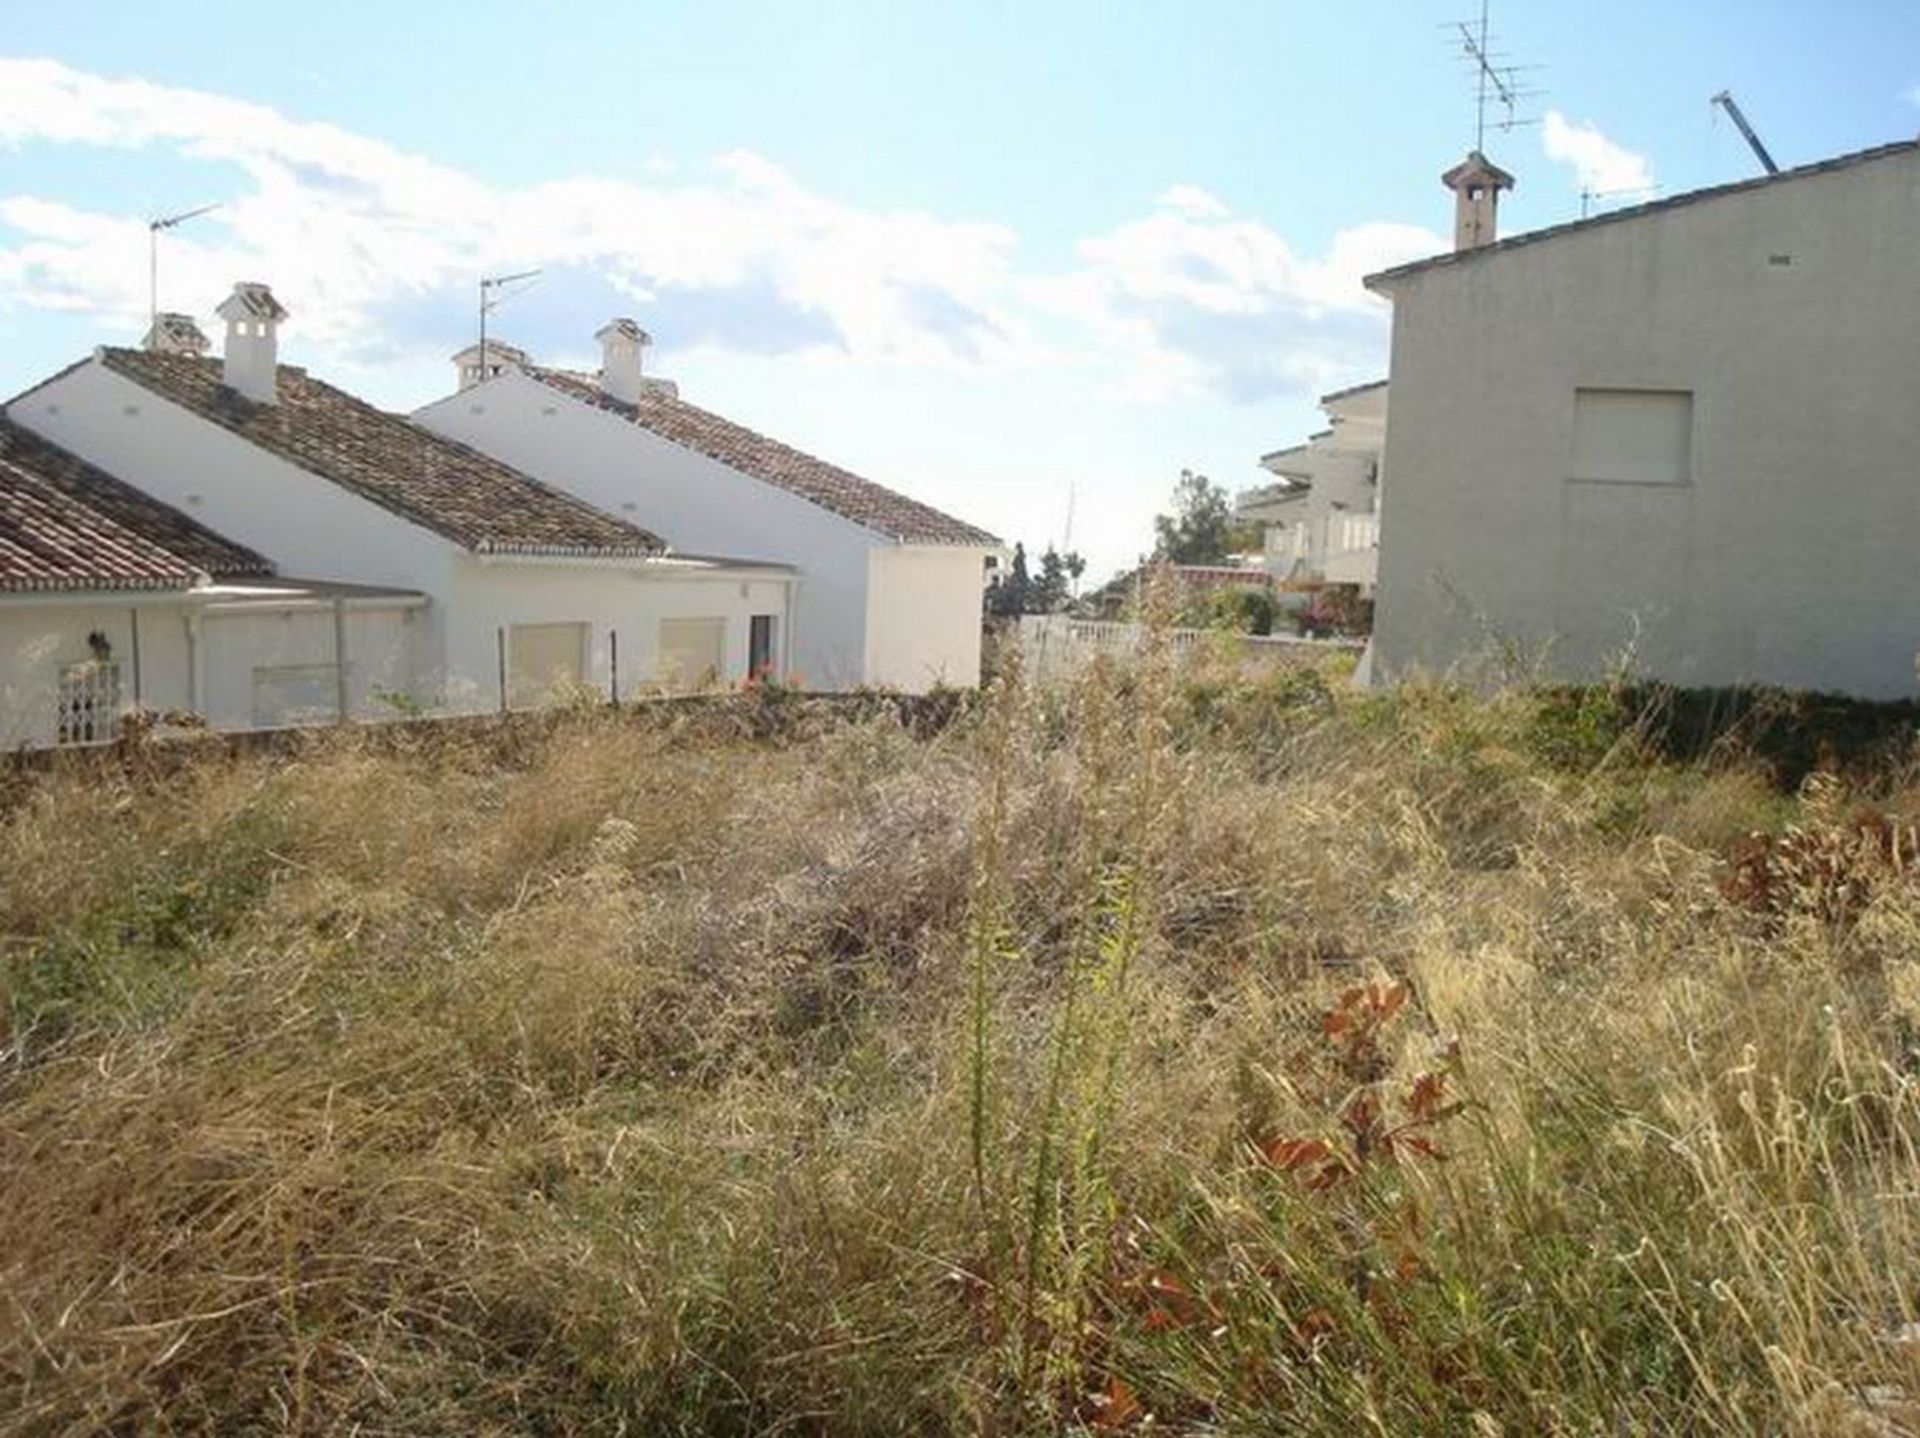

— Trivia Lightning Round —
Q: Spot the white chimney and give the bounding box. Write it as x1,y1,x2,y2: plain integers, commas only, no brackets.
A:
215,282,288,403
143,312,210,356
595,318,651,406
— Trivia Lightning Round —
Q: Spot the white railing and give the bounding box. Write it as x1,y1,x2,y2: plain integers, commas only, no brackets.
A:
1017,614,1361,681
1331,513,1379,556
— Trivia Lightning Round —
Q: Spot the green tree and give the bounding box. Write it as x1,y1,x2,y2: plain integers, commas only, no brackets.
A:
1028,545,1087,615
986,542,1031,618
1152,469,1253,565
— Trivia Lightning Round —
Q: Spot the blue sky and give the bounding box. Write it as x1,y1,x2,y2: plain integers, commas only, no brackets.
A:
2,1,1916,579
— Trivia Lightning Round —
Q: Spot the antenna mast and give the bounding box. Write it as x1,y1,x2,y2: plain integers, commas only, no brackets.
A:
477,269,542,383
1710,90,1779,176
1451,0,1542,151
148,203,220,336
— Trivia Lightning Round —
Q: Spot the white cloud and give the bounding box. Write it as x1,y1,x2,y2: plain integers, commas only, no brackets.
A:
1906,82,1920,107
0,56,1440,408
1155,184,1231,220
0,57,1021,367
1541,109,1655,196
1030,201,1441,402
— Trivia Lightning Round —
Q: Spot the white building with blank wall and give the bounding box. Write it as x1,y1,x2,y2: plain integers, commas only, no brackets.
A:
1366,138,1920,698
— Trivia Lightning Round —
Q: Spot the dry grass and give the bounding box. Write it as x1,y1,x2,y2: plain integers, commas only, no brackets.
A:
5,664,1920,1435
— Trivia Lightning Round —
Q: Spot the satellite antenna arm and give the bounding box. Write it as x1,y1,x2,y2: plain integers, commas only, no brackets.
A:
476,268,544,383
1710,90,1779,176
147,202,223,336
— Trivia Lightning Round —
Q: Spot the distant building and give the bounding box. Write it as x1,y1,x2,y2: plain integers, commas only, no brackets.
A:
1367,138,1920,697
1240,379,1386,592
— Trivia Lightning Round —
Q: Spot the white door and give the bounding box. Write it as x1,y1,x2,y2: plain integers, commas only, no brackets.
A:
509,623,587,707
657,618,726,692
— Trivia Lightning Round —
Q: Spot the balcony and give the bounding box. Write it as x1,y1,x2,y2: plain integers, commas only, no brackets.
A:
1323,512,1379,586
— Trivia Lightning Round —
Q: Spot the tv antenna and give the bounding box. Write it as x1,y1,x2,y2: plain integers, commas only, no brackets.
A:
1710,90,1779,176
1450,0,1543,151
148,203,221,335
477,268,543,382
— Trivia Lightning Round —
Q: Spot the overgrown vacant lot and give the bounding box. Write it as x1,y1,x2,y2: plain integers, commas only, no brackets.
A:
8,658,1920,1435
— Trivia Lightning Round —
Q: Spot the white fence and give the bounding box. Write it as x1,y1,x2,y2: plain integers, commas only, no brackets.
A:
1017,614,1362,682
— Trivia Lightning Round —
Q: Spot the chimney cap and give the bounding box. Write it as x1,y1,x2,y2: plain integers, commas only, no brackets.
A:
216,281,289,323
594,317,651,347
1442,151,1516,194
451,339,528,367
143,312,211,354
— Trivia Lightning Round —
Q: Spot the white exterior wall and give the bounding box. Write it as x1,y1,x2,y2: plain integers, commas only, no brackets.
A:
8,361,459,706
0,596,192,747
416,371,990,692
863,545,987,690
1373,148,1920,698
0,593,422,744
7,359,790,717
444,558,792,707
197,602,425,729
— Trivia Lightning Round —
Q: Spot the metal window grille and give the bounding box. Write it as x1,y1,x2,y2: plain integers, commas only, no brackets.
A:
57,660,121,745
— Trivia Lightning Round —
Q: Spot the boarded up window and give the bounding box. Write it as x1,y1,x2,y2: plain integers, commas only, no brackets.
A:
252,664,340,728
657,617,727,692
508,622,586,707
1571,389,1692,485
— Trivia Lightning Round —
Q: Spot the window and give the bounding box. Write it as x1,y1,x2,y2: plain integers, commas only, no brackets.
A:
252,664,342,728
57,661,120,745
508,623,587,708
657,617,726,692
1571,389,1693,486
748,614,778,680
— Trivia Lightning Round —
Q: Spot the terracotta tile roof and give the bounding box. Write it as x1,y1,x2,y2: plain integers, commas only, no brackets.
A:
1368,138,1920,289
531,368,999,547
101,349,666,558
0,418,271,593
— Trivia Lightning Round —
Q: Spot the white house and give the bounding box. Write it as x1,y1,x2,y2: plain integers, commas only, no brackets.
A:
4,286,796,741
1239,379,1386,591
1365,138,1920,697
0,412,425,746
414,320,1001,694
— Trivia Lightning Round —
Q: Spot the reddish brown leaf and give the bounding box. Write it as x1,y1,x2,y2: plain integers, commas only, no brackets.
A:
1264,1137,1333,1171
1295,1307,1337,1342
1407,1071,1447,1119
1092,1376,1142,1429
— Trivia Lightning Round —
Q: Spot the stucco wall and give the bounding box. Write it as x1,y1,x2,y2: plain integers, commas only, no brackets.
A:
7,361,788,717
197,603,425,729
1372,148,1920,697
863,545,986,692
417,372,877,689
7,361,460,703
443,558,792,709
0,597,192,747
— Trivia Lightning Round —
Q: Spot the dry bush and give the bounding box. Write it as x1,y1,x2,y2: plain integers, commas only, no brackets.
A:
5,668,1920,1435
